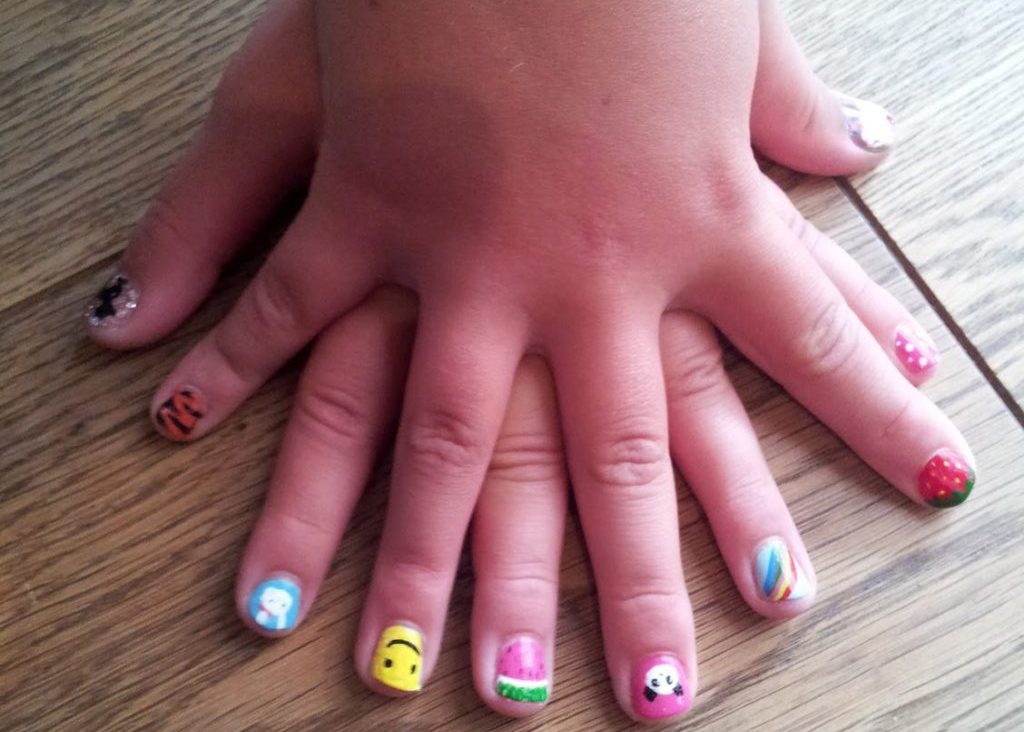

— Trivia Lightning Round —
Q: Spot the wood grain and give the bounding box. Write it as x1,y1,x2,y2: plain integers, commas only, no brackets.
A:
2,2,1024,731
782,0,1024,404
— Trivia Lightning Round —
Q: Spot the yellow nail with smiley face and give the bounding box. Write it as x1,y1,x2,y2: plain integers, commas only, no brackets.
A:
372,624,424,692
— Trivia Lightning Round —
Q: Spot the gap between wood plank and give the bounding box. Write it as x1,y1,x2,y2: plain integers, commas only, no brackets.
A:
836,177,1024,430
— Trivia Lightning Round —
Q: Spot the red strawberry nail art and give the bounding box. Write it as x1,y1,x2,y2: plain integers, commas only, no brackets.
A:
918,449,975,508
894,326,939,376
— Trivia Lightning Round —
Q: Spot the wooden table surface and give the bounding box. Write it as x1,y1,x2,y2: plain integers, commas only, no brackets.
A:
2,2,1022,730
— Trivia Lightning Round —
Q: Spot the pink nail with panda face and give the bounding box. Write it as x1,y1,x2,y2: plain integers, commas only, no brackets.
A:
894,326,940,376
631,653,691,719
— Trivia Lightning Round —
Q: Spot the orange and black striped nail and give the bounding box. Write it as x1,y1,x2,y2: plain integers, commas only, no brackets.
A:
155,388,206,441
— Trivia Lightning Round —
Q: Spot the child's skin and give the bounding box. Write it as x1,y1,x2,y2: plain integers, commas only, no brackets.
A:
86,0,973,722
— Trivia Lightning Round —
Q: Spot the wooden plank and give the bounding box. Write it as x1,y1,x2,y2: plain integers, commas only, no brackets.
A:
782,0,1024,404
0,0,263,310
2,171,1021,731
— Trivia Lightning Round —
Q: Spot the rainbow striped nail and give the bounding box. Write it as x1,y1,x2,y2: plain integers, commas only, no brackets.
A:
755,539,809,602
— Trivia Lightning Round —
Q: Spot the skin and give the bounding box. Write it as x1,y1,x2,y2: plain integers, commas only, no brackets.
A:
87,0,971,722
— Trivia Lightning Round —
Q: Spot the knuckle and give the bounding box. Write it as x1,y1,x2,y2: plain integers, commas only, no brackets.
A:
385,555,450,593
586,432,668,490
605,580,685,610
664,337,726,404
248,262,308,336
793,298,861,377
489,430,565,485
879,393,917,443
135,196,203,260
405,406,488,477
480,555,558,593
294,380,375,446
265,503,334,544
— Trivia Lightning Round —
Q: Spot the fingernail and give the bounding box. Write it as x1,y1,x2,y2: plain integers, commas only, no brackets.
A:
155,387,206,441
838,94,896,152
85,274,138,328
894,325,940,375
495,635,549,704
631,653,691,720
247,576,301,633
755,538,810,602
372,624,424,693
919,449,975,508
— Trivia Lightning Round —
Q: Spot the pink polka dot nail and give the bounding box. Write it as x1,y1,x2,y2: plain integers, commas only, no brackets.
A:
894,326,940,376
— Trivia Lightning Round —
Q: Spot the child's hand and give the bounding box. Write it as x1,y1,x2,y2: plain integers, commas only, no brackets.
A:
87,0,972,722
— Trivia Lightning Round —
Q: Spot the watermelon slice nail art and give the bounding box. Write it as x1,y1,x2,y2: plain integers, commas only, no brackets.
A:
919,449,975,508
495,636,548,703
894,326,940,376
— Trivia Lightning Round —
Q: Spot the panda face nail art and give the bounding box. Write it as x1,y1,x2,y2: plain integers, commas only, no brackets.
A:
155,388,205,441
632,654,691,719
755,538,810,602
247,577,301,633
85,274,138,328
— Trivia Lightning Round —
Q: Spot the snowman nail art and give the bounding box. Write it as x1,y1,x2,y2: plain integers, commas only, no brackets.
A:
247,577,301,633
919,449,975,508
495,636,549,703
894,326,940,376
631,654,691,719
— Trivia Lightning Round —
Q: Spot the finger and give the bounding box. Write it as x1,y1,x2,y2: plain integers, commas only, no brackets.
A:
752,0,895,175
151,196,378,442
237,287,416,636
706,214,975,511
551,316,694,723
355,305,525,695
472,356,567,715
762,175,940,385
85,0,319,349
661,311,813,619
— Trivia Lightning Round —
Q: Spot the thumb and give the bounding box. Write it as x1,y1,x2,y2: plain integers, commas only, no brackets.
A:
751,0,896,175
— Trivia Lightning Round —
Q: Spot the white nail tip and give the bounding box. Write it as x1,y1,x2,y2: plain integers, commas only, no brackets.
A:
839,95,896,152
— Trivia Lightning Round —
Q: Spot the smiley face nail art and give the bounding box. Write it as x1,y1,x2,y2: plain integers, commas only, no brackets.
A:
247,577,301,633
631,653,691,719
373,624,423,692
86,274,138,328
155,388,205,441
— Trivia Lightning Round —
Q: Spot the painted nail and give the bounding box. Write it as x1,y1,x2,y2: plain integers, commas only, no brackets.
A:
838,94,896,152
155,388,205,441
85,274,138,328
495,636,549,704
631,653,691,720
247,576,301,633
755,538,810,602
919,449,975,508
894,326,940,375
372,624,424,692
